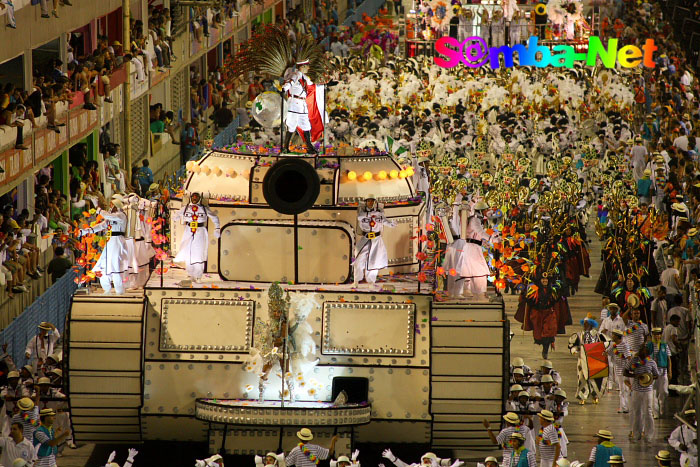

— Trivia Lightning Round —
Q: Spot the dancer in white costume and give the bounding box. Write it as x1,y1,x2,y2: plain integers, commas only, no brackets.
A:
281,59,319,154
458,199,494,298
353,196,396,286
81,198,129,294
173,192,220,282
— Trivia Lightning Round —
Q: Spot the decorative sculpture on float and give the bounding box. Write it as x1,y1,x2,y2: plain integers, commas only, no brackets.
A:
244,283,320,403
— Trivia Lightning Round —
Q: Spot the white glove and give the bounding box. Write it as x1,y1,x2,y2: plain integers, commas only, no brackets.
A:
214,228,221,238
382,449,396,462
107,451,116,465
352,450,360,461
449,460,464,467
330,461,338,467
255,455,264,467
127,448,139,462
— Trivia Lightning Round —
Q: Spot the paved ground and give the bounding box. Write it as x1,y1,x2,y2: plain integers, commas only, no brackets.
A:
57,222,691,466
503,223,687,466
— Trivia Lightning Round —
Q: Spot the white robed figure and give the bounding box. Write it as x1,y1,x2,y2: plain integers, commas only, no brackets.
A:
173,192,220,282
353,196,397,285
457,199,493,297
128,194,157,288
81,198,130,294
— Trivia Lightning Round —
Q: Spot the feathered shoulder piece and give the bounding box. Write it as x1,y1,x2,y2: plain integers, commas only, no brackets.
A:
231,25,330,83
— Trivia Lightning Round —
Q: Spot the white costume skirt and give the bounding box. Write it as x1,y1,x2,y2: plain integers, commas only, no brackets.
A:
354,236,389,271
92,236,129,277
458,242,490,278
175,227,209,265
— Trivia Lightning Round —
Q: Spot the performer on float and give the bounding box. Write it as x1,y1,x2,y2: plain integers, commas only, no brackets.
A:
173,192,220,283
353,196,396,286
457,199,495,299
254,452,285,467
281,59,321,155
569,313,606,404
125,193,156,289
80,198,129,295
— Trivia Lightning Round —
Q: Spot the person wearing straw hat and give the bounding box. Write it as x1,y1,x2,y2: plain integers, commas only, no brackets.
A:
11,394,39,443
24,322,59,376
535,360,562,386
668,409,697,467
476,456,498,467
33,408,69,467
546,389,569,459
646,327,671,418
255,452,286,467
352,196,397,287
511,357,533,379
621,305,649,355
637,169,653,205
502,432,536,467
623,344,659,442
654,450,671,466
586,430,623,467
537,409,561,467
605,329,631,413
79,197,129,294
1,370,25,437
484,412,535,458
0,422,35,467
287,428,338,467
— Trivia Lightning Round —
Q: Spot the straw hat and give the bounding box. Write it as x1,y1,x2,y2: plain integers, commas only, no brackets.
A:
612,329,624,337
503,412,520,424
595,429,613,439
540,374,554,383
626,294,640,309
297,428,313,441
40,408,56,417
510,432,526,441
638,372,654,387
541,360,553,369
554,389,567,399
689,228,698,237
512,357,524,367
38,322,53,330
518,391,530,398
556,460,571,467
655,451,671,461
685,409,696,416
38,377,51,385
7,371,19,379
337,456,351,465
513,368,524,376
17,397,34,411
474,200,489,210
510,384,523,392
607,455,624,464
538,409,555,422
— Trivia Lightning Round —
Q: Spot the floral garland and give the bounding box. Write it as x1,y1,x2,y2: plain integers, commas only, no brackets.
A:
630,355,652,370
298,443,319,465
624,322,641,336
537,426,562,444
22,411,40,427
611,343,628,359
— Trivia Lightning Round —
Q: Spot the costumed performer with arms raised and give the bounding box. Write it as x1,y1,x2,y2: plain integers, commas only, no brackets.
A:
80,198,129,294
353,195,396,286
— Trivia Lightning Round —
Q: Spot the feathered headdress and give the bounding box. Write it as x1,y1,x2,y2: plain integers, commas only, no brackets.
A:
231,26,329,83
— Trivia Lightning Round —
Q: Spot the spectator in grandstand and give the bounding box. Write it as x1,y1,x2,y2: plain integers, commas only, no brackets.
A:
136,159,154,195
46,247,72,284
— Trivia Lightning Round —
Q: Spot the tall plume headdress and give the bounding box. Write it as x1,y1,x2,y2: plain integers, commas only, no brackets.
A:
231,25,330,83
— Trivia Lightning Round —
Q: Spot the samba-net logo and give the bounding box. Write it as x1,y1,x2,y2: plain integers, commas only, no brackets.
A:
434,36,658,69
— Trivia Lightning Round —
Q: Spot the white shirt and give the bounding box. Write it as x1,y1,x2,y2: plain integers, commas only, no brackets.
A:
25,330,61,362
660,268,680,295
599,314,625,338
0,436,36,467
663,324,679,354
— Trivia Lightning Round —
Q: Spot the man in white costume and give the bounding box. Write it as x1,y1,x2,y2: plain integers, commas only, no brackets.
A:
668,409,697,467
282,59,318,154
458,199,493,298
353,196,396,286
125,194,156,288
81,198,129,294
24,322,59,375
173,192,220,283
